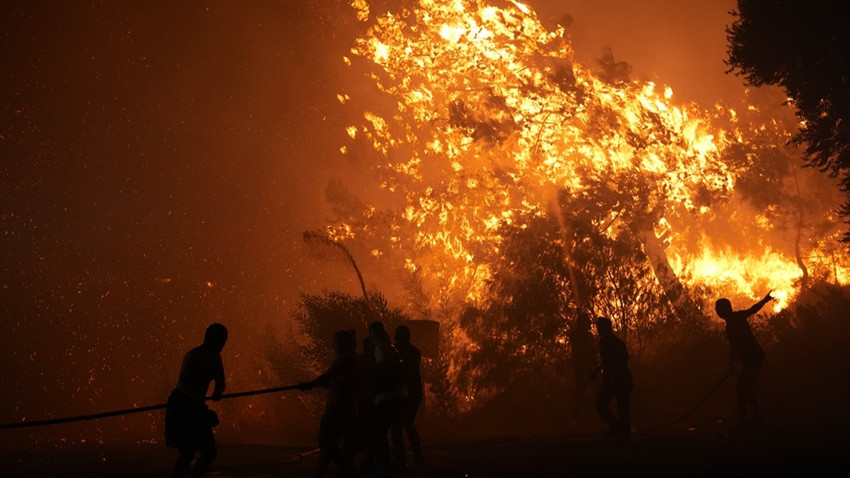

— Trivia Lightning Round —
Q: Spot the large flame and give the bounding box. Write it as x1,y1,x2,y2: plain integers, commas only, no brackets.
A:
335,0,848,321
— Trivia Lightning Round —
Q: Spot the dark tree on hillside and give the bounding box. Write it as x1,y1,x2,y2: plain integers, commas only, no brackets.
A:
726,0,850,242
293,290,407,370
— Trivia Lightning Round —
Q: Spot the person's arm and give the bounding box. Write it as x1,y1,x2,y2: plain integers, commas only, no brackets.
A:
211,355,226,401
744,290,774,316
374,343,387,365
299,374,323,390
300,357,340,390
410,347,422,372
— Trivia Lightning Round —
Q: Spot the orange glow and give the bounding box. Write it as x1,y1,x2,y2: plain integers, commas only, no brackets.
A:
337,0,849,355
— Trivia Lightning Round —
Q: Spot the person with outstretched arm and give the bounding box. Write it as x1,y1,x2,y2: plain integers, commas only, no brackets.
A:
299,330,360,478
715,291,774,426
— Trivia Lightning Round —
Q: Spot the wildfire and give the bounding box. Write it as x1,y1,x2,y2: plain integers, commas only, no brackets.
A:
670,246,799,312
336,0,849,327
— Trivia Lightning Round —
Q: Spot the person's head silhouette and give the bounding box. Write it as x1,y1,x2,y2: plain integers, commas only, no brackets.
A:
577,313,592,331
715,298,733,319
369,321,389,344
204,323,228,353
333,329,355,353
395,324,411,345
362,336,375,354
595,316,614,336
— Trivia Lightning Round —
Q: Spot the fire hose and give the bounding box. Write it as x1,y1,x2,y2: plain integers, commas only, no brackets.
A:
0,383,301,431
679,373,735,420
3,375,738,432
642,373,735,432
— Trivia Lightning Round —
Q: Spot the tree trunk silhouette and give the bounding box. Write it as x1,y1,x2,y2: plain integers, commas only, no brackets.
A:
792,172,810,290
639,228,705,323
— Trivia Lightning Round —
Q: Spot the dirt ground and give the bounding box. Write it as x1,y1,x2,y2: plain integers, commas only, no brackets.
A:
4,419,848,478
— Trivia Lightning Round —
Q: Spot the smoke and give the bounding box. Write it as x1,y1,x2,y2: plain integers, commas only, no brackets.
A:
528,0,742,106
1,0,845,453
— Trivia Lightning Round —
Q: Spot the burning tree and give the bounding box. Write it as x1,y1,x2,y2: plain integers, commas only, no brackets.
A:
322,0,849,405
710,87,850,291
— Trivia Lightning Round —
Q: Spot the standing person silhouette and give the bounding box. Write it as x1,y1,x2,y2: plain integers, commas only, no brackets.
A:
593,317,632,440
569,313,597,421
715,291,773,425
345,336,376,468
392,325,424,466
165,323,227,478
299,330,360,478
367,321,406,478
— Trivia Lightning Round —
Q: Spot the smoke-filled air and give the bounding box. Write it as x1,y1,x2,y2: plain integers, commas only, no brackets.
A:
2,0,849,475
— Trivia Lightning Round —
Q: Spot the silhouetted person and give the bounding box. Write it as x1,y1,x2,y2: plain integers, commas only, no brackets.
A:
593,317,632,439
346,335,377,468
569,313,597,421
715,291,773,425
367,321,406,477
391,325,424,466
166,323,227,478
299,330,360,478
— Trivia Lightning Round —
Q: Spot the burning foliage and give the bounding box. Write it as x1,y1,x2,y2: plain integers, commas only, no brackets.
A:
318,0,850,414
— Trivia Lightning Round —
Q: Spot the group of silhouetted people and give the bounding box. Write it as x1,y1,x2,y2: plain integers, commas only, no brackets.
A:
165,320,423,478
298,321,424,478
570,290,774,440
165,291,773,477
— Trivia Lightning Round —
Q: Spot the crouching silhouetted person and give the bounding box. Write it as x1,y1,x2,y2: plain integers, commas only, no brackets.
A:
715,291,773,426
166,323,228,478
593,317,632,440
299,329,360,478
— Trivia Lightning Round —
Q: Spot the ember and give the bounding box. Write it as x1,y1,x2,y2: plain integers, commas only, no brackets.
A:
2,1,849,471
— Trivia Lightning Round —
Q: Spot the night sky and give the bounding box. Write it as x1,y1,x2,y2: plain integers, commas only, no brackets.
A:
1,0,738,438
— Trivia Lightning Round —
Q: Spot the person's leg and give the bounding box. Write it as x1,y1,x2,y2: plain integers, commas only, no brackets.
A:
368,401,393,475
616,383,632,439
406,394,423,463
187,428,217,478
738,364,762,422
346,401,372,467
167,393,194,477
188,443,216,478
369,398,403,477
572,372,587,421
172,448,194,478
340,406,358,465
317,411,335,478
318,444,353,478
393,396,418,466
321,408,354,478
596,382,619,433
391,404,406,466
